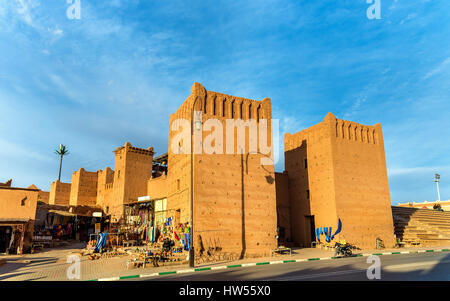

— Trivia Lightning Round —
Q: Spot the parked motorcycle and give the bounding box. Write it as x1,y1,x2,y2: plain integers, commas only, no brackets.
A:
334,242,353,257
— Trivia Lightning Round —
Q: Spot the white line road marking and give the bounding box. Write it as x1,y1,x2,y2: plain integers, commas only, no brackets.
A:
98,277,120,281
176,269,195,274
269,261,284,265
211,266,227,270
140,273,159,278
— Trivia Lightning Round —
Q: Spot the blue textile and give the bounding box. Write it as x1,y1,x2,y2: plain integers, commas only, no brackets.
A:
331,219,342,240
94,232,108,253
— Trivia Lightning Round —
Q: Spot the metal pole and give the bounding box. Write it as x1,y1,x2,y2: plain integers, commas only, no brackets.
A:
436,181,441,202
189,98,199,268
435,174,441,202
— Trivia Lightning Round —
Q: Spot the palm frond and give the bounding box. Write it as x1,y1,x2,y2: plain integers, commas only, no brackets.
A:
55,144,69,156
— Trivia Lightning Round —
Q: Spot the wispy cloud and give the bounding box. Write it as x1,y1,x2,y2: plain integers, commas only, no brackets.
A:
388,166,444,177
423,57,450,79
0,138,52,163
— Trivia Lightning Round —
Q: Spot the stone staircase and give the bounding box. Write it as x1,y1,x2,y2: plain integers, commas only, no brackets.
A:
392,206,450,247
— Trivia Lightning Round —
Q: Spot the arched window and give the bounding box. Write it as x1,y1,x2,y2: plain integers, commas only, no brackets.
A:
222,99,226,117
231,100,235,118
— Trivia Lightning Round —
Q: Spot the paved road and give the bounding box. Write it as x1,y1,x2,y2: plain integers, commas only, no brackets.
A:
134,252,450,281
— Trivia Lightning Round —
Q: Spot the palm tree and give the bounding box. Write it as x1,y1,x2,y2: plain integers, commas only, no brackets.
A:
55,144,69,181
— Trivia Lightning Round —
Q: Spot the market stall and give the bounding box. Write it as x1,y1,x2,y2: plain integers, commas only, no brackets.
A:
83,198,191,267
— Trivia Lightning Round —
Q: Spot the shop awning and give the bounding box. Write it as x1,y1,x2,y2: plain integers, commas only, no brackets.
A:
48,210,77,217
0,218,30,223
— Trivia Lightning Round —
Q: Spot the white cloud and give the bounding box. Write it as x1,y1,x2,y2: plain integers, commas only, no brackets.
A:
388,166,446,177
0,138,52,163
400,13,418,25
52,28,63,36
16,0,33,25
423,57,450,80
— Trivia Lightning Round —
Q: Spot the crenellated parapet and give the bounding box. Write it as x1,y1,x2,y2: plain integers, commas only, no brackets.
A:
334,118,379,145
171,82,271,122
113,142,154,157
285,113,382,153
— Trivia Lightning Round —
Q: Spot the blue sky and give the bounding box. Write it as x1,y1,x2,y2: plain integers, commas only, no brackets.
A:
0,0,449,204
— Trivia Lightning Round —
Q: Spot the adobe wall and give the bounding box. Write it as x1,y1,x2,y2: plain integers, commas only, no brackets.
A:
275,172,292,243
285,113,395,249
37,190,50,204
398,200,450,211
49,180,71,205
168,83,277,258
0,187,39,220
122,144,154,204
167,97,196,227
330,114,395,248
69,168,98,207
97,167,115,215
285,118,338,247
147,174,168,200
107,143,154,222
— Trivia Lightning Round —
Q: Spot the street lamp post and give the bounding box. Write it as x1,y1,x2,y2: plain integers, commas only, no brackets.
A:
189,97,202,268
435,174,441,202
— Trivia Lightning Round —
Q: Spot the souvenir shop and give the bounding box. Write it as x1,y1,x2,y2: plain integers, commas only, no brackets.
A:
34,207,101,242
121,198,191,250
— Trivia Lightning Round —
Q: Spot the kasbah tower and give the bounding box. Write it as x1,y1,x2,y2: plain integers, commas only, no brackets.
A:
168,83,278,257
284,113,395,249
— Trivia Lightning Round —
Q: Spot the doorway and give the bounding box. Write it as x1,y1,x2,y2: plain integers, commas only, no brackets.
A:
305,215,316,245
0,226,12,253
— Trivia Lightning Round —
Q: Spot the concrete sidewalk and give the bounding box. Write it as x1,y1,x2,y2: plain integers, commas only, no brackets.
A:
1,243,449,281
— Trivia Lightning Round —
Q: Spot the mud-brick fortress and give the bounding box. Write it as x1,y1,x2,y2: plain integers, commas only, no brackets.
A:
44,82,397,256
279,113,394,249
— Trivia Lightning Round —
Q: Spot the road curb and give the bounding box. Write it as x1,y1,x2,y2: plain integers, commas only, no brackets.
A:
88,248,450,281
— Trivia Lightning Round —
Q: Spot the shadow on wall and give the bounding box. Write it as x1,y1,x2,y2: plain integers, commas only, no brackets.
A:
284,139,312,247
240,153,246,260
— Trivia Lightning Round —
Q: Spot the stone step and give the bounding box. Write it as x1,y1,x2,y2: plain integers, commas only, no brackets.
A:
392,206,450,244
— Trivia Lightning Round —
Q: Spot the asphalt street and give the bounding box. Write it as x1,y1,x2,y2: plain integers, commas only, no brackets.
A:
133,252,450,281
